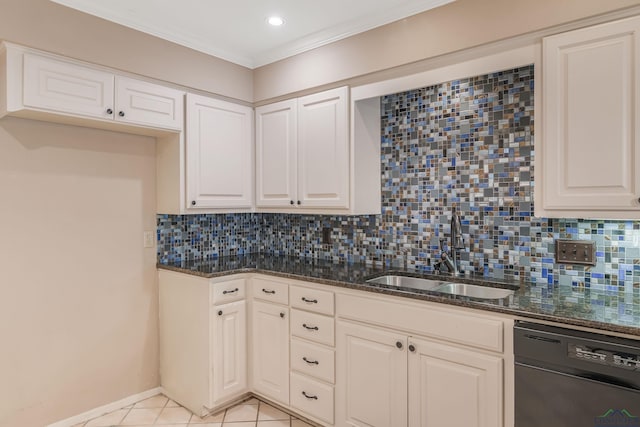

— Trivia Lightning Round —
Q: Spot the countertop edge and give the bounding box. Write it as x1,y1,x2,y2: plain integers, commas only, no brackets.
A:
156,263,640,338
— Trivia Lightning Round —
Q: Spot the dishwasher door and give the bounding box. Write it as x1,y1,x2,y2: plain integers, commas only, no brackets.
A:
516,363,640,426
515,322,640,427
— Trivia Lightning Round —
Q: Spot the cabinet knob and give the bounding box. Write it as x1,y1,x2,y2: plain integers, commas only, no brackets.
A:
218,310,223,316
191,200,196,206
637,197,640,204
297,200,301,205
396,341,403,350
280,312,285,318
118,111,125,117
408,344,416,353
106,108,113,115
290,200,294,205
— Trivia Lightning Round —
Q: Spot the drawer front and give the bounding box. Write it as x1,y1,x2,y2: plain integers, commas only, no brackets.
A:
291,309,334,347
290,285,334,315
336,293,504,353
253,277,289,305
291,338,335,384
290,372,334,425
211,278,246,305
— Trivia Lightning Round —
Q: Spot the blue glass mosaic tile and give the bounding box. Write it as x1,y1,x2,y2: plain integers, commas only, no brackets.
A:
158,65,640,290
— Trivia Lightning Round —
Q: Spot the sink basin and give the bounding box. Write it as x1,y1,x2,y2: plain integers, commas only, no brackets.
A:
366,275,448,291
433,283,514,300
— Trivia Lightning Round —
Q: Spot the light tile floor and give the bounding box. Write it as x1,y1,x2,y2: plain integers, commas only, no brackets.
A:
72,394,315,427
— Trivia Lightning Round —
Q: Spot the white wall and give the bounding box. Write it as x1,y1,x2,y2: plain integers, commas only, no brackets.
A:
0,118,158,426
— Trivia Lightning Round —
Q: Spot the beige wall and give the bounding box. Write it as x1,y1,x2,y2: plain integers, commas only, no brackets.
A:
253,0,640,101
0,0,253,102
0,118,158,426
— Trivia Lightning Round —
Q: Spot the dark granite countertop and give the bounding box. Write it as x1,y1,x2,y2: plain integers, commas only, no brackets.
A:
157,254,640,337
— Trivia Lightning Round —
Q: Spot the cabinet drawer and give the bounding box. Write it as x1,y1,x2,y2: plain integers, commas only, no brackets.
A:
290,372,334,425
253,277,289,305
211,279,246,305
291,338,335,384
291,309,334,346
290,285,334,315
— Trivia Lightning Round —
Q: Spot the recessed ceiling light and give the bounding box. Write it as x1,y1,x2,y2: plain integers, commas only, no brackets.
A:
267,16,284,26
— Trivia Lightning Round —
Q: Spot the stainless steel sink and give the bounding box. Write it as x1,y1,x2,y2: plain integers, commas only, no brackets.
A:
433,283,514,300
366,275,448,291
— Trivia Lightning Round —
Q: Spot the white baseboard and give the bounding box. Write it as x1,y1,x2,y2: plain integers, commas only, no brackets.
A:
47,387,162,427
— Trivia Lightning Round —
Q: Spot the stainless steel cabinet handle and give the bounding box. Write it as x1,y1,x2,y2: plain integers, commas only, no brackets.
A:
262,288,276,294
222,288,239,295
302,323,319,331
303,357,319,365
301,297,318,304
302,391,318,400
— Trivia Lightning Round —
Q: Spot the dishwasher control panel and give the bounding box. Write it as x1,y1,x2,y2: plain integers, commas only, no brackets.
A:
569,343,640,370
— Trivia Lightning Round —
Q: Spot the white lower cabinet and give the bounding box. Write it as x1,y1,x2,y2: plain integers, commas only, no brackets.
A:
335,292,511,427
251,299,290,405
212,300,247,406
161,272,512,426
158,271,248,416
407,336,502,427
336,321,408,427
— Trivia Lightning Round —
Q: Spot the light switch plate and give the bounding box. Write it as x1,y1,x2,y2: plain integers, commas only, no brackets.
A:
555,239,596,265
143,231,155,248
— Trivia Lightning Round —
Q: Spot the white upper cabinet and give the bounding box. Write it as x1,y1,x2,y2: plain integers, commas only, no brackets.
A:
22,52,114,120
298,87,349,208
2,43,184,133
186,94,253,210
115,76,183,130
540,16,640,218
255,86,380,214
255,99,298,207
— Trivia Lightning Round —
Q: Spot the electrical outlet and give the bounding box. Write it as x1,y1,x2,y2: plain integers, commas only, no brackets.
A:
143,231,155,248
555,239,595,265
322,227,331,245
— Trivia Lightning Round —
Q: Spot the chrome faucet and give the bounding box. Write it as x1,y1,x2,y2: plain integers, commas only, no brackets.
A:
436,207,465,276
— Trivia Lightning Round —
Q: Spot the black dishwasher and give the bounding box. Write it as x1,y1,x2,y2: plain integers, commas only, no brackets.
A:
514,321,640,427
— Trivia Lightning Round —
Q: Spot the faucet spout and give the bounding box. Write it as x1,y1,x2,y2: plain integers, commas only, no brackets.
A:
435,207,465,276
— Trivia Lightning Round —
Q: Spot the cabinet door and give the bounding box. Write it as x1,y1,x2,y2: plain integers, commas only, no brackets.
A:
336,321,407,427
251,300,290,405
408,337,502,427
115,76,183,131
297,86,349,208
256,99,298,207
211,300,247,406
23,52,114,120
542,16,640,216
186,94,253,209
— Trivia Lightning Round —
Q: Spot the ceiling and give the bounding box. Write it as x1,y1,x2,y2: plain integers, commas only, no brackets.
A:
50,0,454,69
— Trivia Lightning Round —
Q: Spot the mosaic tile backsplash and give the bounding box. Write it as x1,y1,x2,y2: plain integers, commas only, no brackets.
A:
158,64,640,290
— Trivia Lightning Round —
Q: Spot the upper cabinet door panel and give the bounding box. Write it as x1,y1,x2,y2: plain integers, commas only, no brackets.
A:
256,99,298,207
23,53,114,120
186,94,253,209
115,76,184,131
542,16,640,214
298,86,349,208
